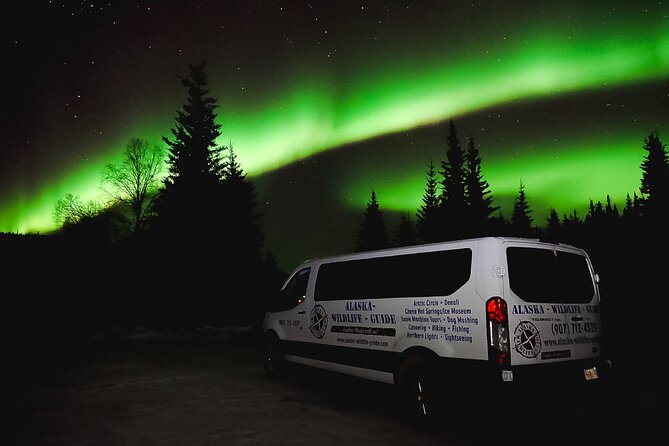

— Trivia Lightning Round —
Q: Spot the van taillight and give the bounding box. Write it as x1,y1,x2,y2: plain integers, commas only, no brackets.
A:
486,297,510,366
487,297,507,323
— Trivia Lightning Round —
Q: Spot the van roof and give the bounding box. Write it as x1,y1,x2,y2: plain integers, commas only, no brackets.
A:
296,236,582,268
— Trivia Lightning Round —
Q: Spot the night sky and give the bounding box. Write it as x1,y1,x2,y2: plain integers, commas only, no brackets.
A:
1,1,668,271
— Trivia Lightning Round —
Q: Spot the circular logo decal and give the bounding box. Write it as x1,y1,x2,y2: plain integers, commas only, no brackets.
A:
310,305,328,339
513,321,542,358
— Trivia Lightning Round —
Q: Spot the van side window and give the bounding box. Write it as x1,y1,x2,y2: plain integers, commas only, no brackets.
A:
314,249,472,301
506,247,594,303
269,268,310,312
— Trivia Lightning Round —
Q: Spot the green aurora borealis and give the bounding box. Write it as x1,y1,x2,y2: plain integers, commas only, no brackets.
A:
1,1,668,269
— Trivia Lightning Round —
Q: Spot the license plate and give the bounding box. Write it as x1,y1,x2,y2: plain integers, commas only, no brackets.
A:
583,367,598,380
501,370,514,382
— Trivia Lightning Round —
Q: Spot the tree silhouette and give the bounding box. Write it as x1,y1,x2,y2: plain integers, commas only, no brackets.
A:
152,62,227,239
221,143,264,265
355,190,389,252
604,195,619,219
103,137,163,235
440,119,467,240
54,193,101,227
621,192,641,230
544,208,561,241
562,210,581,226
464,137,498,236
53,193,116,242
416,159,441,243
216,143,268,325
395,212,418,246
510,181,533,237
639,131,668,223
586,199,605,225
564,209,585,244
164,62,224,186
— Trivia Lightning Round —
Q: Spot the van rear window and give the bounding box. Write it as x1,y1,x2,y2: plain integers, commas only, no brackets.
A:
315,248,472,301
506,247,595,303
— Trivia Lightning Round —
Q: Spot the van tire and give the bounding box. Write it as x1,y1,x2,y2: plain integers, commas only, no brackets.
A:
263,336,285,379
402,363,440,425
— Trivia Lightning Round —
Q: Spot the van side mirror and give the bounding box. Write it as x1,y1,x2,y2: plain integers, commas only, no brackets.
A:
594,273,600,284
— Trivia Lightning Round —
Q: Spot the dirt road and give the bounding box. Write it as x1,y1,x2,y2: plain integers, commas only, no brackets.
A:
10,328,658,445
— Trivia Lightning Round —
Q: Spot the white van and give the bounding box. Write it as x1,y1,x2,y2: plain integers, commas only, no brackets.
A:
262,237,611,418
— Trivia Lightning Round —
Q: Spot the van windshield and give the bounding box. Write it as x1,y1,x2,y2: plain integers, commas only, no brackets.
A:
506,247,595,304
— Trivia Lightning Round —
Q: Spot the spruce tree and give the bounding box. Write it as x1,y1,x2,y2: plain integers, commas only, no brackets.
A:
586,199,605,225
622,192,641,228
355,190,389,252
623,193,634,216
562,210,581,226
440,119,467,240
545,208,561,241
395,212,418,247
221,143,264,265
561,210,582,246
464,137,498,236
416,160,441,243
510,181,533,237
153,62,226,239
220,143,267,323
604,195,619,227
639,131,669,223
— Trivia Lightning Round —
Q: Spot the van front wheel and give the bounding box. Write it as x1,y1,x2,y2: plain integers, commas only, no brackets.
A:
263,337,285,378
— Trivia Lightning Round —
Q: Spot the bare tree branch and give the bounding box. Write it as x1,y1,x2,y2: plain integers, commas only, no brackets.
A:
103,138,164,234
53,193,101,227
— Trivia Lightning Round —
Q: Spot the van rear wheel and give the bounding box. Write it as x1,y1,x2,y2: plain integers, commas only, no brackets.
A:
403,365,439,423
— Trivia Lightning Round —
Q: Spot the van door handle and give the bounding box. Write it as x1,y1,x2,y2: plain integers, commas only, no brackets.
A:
571,316,583,322
298,311,306,315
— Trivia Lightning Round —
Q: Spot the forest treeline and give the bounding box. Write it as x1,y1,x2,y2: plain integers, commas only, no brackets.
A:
354,119,667,253
2,61,667,341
